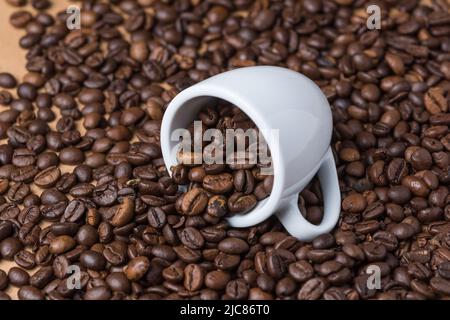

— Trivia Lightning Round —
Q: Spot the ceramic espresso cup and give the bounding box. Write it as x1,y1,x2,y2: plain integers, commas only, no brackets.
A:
160,66,340,241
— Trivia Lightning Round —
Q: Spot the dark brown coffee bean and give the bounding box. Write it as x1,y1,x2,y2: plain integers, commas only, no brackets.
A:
298,277,327,300
49,235,76,254
312,234,335,249
8,267,30,287
226,278,248,299
181,188,208,216
103,241,127,266
425,87,447,115
218,237,249,255
342,193,367,212
147,207,166,229
430,277,450,296
109,197,134,227
59,147,85,165
18,286,44,300
80,250,106,271
14,250,36,270
390,223,415,240
9,10,33,28
206,195,228,217
0,237,23,260
438,262,450,280
106,272,131,293
204,270,230,290
0,269,9,290
388,186,411,204
7,182,30,203
203,173,234,194
83,286,112,300
183,264,204,291
0,73,17,88
361,242,387,262
228,193,257,214
234,170,255,194
180,227,204,250
34,166,61,188
125,256,150,281
214,252,240,271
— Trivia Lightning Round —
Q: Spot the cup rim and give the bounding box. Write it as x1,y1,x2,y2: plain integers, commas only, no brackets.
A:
161,82,285,227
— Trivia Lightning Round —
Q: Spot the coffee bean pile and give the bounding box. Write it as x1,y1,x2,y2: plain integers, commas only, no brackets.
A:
1,0,450,300
173,99,274,219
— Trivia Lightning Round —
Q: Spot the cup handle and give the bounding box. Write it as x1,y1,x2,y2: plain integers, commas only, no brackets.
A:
276,147,341,241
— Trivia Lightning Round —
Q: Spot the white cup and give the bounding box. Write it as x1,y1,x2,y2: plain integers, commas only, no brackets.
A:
160,66,340,241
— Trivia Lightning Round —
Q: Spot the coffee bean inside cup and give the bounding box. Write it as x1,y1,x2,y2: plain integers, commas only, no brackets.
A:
171,99,275,217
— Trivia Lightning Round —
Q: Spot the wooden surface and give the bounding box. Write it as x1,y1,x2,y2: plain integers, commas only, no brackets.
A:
0,0,72,299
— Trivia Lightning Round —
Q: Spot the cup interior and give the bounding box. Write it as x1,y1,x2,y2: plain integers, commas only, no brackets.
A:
162,93,285,227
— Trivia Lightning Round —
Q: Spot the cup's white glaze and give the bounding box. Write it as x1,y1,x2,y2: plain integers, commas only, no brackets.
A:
160,66,340,241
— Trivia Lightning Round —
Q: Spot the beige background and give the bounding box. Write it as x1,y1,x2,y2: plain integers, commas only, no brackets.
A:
0,0,71,299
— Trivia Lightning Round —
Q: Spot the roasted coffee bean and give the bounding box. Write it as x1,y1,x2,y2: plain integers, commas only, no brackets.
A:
17,285,44,300
206,195,228,217
103,241,127,266
8,267,30,287
7,182,30,203
106,272,131,293
218,237,249,255
29,266,53,289
0,269,8,290
298,277,327,300
59,147,85,165
373,231,398,252
34,166,61,188
267,251,287,279
49,235,76,254
109,197,134,227
228,193,257,214
430,277,450,296
390,223,415,240
147,207,166,229
41,188,67,205
181,188,208,216
438,262,450,280
9,10,32,28
342,193,367,213
226,279,248,299
183,264,204,291
234,170,255,194
0,237,23,260
84,286,112,300
312,234,335,250
0,72,17,88
14,250,36,269
361,242,387,262
288,260,314,283
180,227,204,250
80,250,106,271
203,174,234,194
204,270,230,290
125,256,150,281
